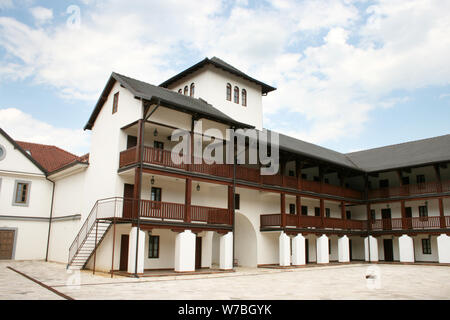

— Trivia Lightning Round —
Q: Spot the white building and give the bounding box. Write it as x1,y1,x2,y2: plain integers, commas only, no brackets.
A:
1,57,449,274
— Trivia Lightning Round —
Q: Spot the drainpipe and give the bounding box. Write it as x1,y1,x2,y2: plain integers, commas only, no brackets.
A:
232,129,236,268
45,177,55,262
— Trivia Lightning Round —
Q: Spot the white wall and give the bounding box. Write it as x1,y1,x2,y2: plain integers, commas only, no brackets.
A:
414,235,439,262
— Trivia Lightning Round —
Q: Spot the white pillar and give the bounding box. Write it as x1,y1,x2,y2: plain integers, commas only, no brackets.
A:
219,232,233,270
279,232,291,266
437,234,450,263
127,227,145,274
316,234,329,264
175,230,196,272
201,231,213,268
338,235,350,263
292,233,306,266
364,236,379,262
398,235,414,263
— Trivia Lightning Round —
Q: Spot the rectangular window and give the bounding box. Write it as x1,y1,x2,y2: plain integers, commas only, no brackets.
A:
416,174,425,184
419,205,428,219
402,176,410,185
154,141,164,150
148,235,160,258
112,92,119,114
151,187,162,201
314,207,320,217
301,174,307,180
288,170,295,177
422,239,431,255
14,181,30,206
379,179,389,188
289,204,296,214
346,210,352,220
325,208,331,218
301,205,308,216
127,135,137,149
370,209,376,221
235,194,240,210
313,176,320,182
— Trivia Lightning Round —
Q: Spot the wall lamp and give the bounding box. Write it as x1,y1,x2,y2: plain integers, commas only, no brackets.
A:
151,176,155,185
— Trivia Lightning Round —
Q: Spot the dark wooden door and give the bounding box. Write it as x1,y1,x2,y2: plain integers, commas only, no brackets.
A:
123,184,134,219
381,208,392,230
383,239,394,262
119,235,129,271
349,239,353,261
305,239,309,263
0,230,15,260
405,207,412,229
195,237,202,269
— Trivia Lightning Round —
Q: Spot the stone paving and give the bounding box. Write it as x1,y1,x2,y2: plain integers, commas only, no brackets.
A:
1,260,449,300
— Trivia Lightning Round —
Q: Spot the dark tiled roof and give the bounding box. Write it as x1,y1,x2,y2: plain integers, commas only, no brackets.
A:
345,134,450,172
159,56,277,94
84,72,253,130
16,141,88,173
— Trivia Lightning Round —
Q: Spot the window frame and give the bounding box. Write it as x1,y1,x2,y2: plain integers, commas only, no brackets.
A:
314,207,320,217
325,208,331,218
190,83,195,97
148,235,160,259
0,144,6,161
422,238,431,255
112,92,119,114
418,205,428,220
226,83,232,101
289,203,296,215
12,180,31,207
234,86,239,104
242,89,247,106
301,205,308,216
184,86,188,95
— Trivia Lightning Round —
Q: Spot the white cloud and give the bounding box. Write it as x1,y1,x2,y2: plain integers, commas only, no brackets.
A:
0,0,449,148
0,0,13,9
0,108,90,155
30,6,53,25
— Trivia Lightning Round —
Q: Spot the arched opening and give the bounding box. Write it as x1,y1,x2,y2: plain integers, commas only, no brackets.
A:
234,212,257,267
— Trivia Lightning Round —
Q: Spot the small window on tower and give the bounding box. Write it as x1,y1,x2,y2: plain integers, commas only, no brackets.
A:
226,83,232,101
242,89,247,106
112,92,119,114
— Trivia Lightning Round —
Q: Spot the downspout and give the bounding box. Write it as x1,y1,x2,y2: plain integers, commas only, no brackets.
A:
134,99,160,277
232,129,236,268
45,177,55,262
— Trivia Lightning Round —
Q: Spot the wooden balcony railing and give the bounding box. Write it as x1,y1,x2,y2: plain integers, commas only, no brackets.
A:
260,214,366,230
368,181,448,199
120,146,447,201
138,200,231,226
370,216,445,231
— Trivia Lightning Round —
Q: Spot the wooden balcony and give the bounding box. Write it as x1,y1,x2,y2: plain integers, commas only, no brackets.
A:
369,216,447,231
260,214,366,230
122,198,231,226
368,181,450,199
119,146,364,200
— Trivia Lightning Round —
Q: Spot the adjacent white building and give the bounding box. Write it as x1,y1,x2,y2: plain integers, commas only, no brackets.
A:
1,57,449,274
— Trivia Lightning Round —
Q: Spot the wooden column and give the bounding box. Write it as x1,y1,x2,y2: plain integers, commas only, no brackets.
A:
280,160,286,186
281,193,286,228
184,178,192,223
366,203,371,231
133,167,141,219
228,185,234,226
296,160,303,190
439,198,445,229
341,201,346,219
320,198,325,228
400,200,407,229
135,119,143,162
434,164,443,193
296,195,302,228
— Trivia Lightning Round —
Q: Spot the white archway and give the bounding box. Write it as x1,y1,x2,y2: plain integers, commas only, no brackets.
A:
234,212,258,267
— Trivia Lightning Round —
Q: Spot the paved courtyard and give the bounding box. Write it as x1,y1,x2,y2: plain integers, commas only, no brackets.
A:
0,261,449,300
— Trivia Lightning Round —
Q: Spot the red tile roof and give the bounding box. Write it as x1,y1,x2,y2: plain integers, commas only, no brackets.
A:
16,141,89,173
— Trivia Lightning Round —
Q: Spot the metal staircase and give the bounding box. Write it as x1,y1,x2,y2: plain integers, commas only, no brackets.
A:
67,198,122,270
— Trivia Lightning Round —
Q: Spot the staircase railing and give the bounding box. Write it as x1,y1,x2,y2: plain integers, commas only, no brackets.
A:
67,197,123,266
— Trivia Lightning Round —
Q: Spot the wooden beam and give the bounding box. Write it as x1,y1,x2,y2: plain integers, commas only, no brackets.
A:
184,178,192,223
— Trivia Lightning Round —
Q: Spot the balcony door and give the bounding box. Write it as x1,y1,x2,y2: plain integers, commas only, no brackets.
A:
195,237,202,269
383,239,394,262
123,184,134,219
153,141,164,163
381,208,392,230
405,207,412,229
151,187,162,213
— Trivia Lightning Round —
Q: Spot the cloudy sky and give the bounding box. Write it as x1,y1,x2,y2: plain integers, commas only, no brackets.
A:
0,0,449,155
